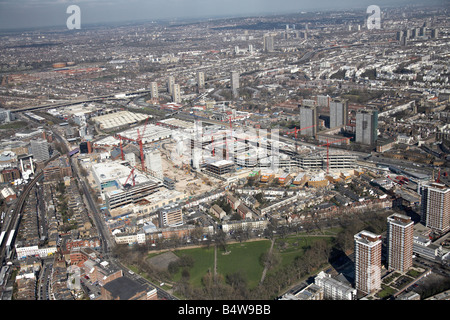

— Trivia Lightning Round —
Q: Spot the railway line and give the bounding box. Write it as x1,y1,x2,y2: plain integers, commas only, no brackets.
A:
0,152,59,266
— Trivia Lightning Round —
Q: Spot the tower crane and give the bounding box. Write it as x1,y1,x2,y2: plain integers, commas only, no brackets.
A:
286,124,317,152
318,137,351,174
123,168,136,187
286,124,317,139
116,116,151,172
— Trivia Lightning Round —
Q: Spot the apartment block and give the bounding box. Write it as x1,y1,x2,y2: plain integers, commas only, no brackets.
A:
356,109,378,145
299,105,318,137
421,182,450,233
314,271,356,300
387,213,414,272
329,99,348,128
354,230,382,294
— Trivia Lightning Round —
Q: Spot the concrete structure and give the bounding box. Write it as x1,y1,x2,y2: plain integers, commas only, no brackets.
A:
354,230,382,294
231,71,239,99
421,182,450,233
316,95,330,108
330,99,348,129
159,205,183,227
295,151,357,170
30,139,50,162
150,81,158,99
299,105,318,137
144,149,163,179
205,160,234,176
91,161,162,210
356,109,378,145
172,83,181,103
167,75,175,94
0,108,12,123
387,213,414,272
197,71,205,89
314,271,356,300
263,34,275,52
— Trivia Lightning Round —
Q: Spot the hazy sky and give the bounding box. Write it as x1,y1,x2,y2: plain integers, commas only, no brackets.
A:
0,0,443,30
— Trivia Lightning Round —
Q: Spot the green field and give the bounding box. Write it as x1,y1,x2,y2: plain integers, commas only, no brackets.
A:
216,240,271,288
171,247,215,287
167,240,271,289
150,235,336,293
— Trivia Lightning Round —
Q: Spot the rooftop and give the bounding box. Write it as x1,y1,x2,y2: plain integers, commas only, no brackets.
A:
102,276,149,300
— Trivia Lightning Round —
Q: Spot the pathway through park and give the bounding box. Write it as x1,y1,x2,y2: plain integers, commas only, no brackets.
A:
259,238,275,285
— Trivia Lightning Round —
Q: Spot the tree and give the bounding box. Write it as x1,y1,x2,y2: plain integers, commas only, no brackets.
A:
214,229,228,251
260,251,280,270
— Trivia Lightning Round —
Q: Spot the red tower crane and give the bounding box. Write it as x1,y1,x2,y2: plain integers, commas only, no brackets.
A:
285,124,317,152
286,124,317,139
123,168,136,187
319,137,351,174
116,117,151,172
136,117,150,172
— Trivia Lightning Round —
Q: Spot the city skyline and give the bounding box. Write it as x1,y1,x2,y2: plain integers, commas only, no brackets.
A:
0,0,445,30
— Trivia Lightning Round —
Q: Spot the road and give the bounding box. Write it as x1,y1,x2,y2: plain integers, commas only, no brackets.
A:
51,129,112,254
51,127,178,300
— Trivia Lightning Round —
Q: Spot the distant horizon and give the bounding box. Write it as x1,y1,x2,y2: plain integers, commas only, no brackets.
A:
0,0,447,32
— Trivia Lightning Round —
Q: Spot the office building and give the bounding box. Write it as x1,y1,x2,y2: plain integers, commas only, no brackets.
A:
150,82,158,99
197,71,205,89
356,109,378,145
30,139,50,162
354,230,382,294
172,83,181,103
263,34,274,52
299,105,318,137
421,182,450,233
329,99,348,129
231,71,239,99
387,213,414,272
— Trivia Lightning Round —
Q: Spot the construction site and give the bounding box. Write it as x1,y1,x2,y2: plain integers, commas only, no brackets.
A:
71,114,373,243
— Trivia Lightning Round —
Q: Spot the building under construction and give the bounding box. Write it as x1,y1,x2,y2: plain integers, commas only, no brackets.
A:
294,151,357,171
91,161,163,210
205,160,235,176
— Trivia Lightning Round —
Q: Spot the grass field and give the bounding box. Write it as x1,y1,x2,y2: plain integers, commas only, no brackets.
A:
168,240,271,289
216,240,271,288
171,247,215,287
151,234,336,291
0,121,28,129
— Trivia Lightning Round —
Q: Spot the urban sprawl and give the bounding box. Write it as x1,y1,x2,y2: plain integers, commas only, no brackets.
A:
0,4,449,302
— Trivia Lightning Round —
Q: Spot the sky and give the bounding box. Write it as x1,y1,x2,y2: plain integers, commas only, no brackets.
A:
0,0,445,31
